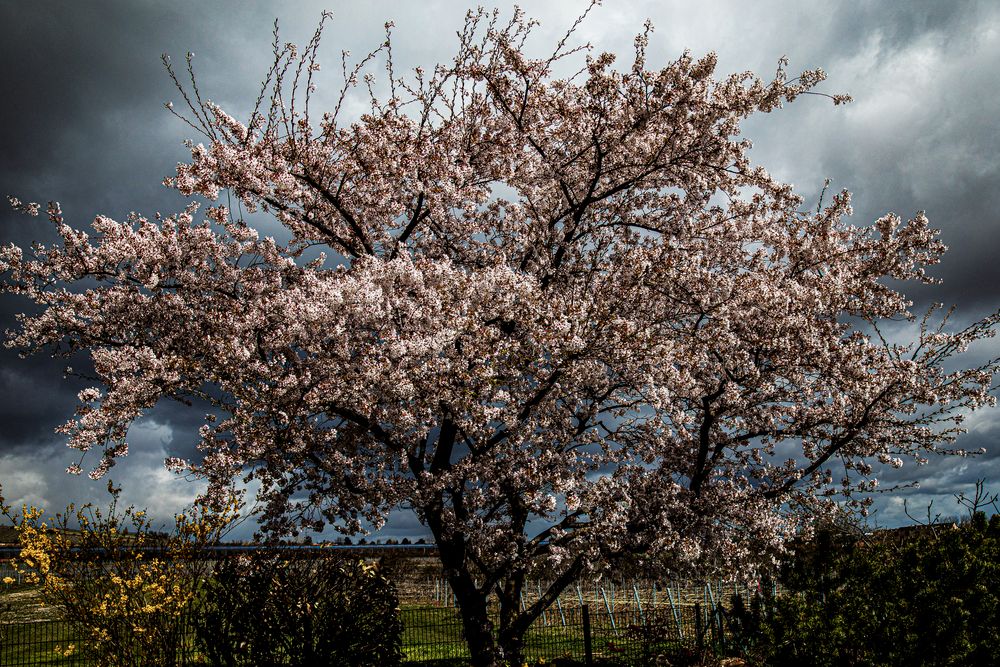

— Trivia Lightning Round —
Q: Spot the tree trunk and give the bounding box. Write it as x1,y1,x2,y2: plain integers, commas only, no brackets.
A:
497,574,527,666
426,501,502,666
497,628,526,667
454,589,500,667
436,547,501,666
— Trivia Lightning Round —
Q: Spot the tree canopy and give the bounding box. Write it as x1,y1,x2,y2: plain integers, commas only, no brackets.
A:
3,6,997,664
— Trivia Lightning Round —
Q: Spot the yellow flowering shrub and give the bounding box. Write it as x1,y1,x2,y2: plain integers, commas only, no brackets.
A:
1,481,241,667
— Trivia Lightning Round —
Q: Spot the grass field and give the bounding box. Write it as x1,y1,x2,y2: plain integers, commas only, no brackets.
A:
403,606,596,662
2,572,714,666
1,620,81,667
2,607,674,666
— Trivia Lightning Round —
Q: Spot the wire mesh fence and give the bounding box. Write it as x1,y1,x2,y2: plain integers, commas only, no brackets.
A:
402,590,752,664
2,619,85,667
2,605,723,666
0,615,200,667
3,574,766,665
403,603,660,663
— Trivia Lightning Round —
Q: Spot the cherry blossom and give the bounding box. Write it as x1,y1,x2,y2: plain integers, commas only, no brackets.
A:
2,7,997,665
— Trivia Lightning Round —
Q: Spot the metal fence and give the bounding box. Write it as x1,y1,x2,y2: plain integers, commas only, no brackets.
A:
2,619,84,667
402,583,757,664
403,603,689,664
2,575,764,665
0,617,199,667
2,604,748,666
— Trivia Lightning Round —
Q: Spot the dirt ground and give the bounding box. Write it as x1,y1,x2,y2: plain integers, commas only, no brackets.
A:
387,555,758,611
1,586,62,622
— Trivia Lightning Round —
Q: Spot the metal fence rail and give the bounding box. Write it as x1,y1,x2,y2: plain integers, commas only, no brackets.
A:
2,619,88,667
402,600,737,664
1,617,199,667
2,575,762,665
2,602,741,666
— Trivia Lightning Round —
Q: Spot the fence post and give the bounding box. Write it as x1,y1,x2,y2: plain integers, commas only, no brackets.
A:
666,584,683,639
600,586,618,636
538,582,548,625
706,581,718,644
632,581,645,624
582,604,594,667
694,601,704,654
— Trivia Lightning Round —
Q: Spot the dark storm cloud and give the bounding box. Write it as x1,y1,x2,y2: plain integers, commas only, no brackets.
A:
3,2,188,214
1,1,998,535
0,0,262,528
0,348,80,450
748,1,1000,316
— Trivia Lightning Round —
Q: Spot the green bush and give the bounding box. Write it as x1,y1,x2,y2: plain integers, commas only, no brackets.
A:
727,511,1000,667
195,552,403,667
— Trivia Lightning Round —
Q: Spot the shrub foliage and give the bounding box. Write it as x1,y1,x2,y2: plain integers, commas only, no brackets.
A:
195,552,403,667
0,481,236,667
729,509,1000,666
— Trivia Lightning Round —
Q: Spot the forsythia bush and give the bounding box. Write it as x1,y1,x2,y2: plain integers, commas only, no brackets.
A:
195,551,403,666
1,481,239,667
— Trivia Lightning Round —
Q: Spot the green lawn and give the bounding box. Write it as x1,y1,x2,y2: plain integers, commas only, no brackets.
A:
401,605,685,664
2,601,689,666
2,620,92,666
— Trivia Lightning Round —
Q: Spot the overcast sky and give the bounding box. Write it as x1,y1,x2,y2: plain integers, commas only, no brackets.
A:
1,1,999,540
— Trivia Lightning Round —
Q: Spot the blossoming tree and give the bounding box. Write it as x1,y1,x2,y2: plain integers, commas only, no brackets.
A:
3,7,998,665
